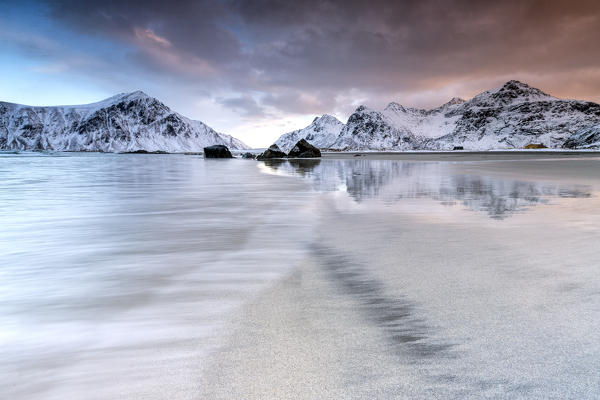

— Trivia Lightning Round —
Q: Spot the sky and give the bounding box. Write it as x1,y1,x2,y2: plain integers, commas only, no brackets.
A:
1,0,600,147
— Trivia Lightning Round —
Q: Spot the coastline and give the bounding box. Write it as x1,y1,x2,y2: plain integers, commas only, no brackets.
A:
322,150,600,161
4,148,600,160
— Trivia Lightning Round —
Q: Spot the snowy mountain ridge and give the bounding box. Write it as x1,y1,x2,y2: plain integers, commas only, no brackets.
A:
0,91,249,152
274,80,600,150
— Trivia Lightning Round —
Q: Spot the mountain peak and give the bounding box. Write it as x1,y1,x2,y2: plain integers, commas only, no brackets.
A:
432,97,466,112
385,102,407,113
313,114,342,124
494,80,550,98
98,91,152,106
446,97,466,106
501,80,531,90
117,90,152,101
128,89,150,97
471,80,553,106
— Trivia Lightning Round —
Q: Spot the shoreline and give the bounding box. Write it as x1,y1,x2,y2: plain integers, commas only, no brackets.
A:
321,150,600,161
4,149,600,164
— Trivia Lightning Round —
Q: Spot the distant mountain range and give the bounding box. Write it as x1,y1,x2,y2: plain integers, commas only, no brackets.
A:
2,81,599,153
0,91,249,152
275,81,600,150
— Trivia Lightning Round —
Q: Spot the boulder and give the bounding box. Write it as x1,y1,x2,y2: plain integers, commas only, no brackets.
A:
287,139,321,158
123,150,169,154
204,145,233,158
257,144,287,160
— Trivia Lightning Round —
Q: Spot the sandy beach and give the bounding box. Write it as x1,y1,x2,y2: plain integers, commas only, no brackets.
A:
203,154,600,399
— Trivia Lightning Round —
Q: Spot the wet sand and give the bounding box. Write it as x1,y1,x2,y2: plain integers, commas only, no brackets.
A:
323,150,600,161
201,156,600,399
3,152,600,399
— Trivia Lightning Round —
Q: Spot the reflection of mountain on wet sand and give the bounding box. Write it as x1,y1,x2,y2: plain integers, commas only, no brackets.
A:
437,176,591,219
261,159,592,219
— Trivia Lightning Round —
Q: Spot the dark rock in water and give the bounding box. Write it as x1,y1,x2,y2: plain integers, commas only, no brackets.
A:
125,149,150,154
452,146,464,151
241,152,257,159
524,143,547,149
124,149,168,154
257,144,287,160
204,145,233,158
287,138,321,158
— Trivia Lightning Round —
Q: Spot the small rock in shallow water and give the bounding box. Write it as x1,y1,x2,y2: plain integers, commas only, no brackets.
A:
123,150,169,154
257,144,287,160
288,139,321,158
204,145,233,158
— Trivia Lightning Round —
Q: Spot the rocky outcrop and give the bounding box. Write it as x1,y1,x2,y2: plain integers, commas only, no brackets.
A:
287,138,321,158
257,144,287,160
562,126,600,149
203,144,233,158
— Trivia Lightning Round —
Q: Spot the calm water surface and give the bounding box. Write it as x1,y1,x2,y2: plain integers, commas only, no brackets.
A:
1,152,599,399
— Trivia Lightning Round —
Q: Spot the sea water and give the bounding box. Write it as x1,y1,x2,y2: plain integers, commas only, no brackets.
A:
1,152,599,399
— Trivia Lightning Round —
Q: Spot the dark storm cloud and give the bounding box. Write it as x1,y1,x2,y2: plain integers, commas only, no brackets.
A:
38,0,600,113
48,0,241,63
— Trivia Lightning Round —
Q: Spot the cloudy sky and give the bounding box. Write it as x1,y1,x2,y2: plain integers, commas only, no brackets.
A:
2,0,600,147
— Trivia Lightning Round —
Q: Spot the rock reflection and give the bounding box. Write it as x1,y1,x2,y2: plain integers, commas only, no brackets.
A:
261,159,287,170
286,159,322,176
261,159,592,219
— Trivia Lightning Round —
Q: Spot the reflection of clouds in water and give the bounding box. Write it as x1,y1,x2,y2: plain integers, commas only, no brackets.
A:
260,160,592,219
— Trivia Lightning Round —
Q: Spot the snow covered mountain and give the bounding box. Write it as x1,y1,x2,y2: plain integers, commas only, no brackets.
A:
0,91,249,152
331,105,418,151
424,80,600,150
275,114,343,153
273,80,600,151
